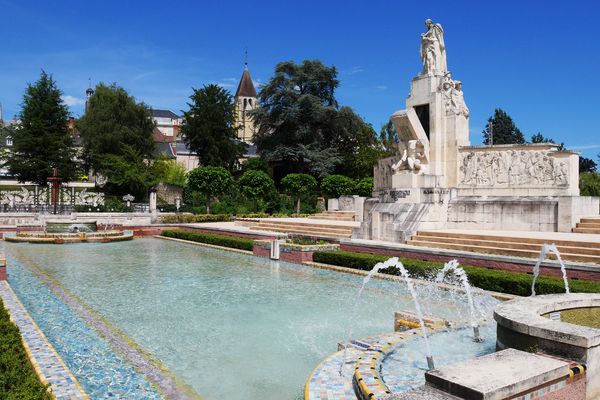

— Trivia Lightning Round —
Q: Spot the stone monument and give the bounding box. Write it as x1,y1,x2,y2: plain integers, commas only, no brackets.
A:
359,19,599,242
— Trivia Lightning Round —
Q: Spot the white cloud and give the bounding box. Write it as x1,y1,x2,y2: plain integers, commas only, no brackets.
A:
347,66,364,75
62,95,85,107
570,144,600,150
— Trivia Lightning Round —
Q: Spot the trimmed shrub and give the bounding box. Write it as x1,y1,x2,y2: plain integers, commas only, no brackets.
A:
321,175,356,198
161,230,254,251
313,250,600,296
0,299,53,399
355,177,374,197
159,214,232,224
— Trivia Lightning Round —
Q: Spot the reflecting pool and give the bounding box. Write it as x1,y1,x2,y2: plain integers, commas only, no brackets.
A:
6,238,495,399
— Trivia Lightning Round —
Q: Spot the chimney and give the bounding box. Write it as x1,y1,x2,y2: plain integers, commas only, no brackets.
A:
68,117,75,131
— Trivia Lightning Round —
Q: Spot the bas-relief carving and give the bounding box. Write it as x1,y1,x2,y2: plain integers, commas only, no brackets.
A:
338,196,355,211
459,150,569,188
374,157,398,190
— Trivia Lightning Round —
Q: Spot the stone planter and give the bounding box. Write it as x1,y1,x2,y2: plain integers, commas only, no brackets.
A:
253,240,339,263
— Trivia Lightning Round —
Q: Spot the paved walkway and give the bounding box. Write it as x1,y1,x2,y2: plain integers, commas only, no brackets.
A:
0,280,89,400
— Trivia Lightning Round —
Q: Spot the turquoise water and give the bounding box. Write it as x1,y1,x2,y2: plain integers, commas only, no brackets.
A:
381,324,496,392
6,238,495,399
6,251,162,399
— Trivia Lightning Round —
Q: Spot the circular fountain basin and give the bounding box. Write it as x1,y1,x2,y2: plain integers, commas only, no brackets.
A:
379,324,496,393
5,230,133,244
495,293,600,399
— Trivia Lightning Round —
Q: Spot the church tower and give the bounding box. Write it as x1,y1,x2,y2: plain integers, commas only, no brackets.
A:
234,59,258,143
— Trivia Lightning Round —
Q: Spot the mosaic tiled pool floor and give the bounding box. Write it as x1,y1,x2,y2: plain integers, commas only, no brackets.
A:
0,280,88,400
5,252,167,400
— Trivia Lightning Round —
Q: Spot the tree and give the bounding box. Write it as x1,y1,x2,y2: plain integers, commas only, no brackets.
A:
187,166,233,213
281,173,317,214
580,157,598,173
379,121,398,156
181,84,246,170
530,132,565,150
355,177,374,197
154,159,187,188
482,108,525,145
580,172,600,196
252,60,376,179
100,145,158,198
241,157,269,173
4,71,78,185
77,83,155,196
238,170,274,211
321,175,356,198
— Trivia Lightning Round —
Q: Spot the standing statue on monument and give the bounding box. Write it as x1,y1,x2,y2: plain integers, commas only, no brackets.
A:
420,19,447,74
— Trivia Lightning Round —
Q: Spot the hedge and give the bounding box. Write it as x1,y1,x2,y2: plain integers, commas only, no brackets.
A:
161,230,254,251
159,214,233,224
160,212,314,224
0,299,53,399
312,250,600,296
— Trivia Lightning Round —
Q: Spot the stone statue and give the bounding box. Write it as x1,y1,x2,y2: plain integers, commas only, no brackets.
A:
392,139,428,173
420,19,447,74
440,72,469,117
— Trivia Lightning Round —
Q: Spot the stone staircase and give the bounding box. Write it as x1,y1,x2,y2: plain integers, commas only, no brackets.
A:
250,219,355,239
407,231,600,264
573,218,600,234
311,211,355,221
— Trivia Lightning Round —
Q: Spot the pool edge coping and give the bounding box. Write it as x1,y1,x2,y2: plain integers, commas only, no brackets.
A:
0,280,90,400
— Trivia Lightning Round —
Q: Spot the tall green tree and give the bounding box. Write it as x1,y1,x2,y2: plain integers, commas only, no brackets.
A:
4,71,78,185
482,108,525,145
77,83,156,197
181,84,245,170
252,60,376,179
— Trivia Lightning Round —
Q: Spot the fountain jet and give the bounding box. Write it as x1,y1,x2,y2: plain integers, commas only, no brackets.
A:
436,260,482,342
531,244,570,296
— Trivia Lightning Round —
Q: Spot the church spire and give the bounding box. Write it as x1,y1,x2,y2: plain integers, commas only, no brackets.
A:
235,55,257,98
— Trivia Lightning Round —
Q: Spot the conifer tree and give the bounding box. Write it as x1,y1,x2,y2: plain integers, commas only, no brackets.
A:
5,71,78,184
482,108,525,145
181,84,245,171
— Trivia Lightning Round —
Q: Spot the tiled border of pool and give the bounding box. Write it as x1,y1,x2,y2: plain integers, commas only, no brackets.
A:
7,245,202,400
0,280,89,400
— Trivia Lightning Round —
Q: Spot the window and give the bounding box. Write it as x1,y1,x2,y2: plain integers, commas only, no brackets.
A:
6,137,12,146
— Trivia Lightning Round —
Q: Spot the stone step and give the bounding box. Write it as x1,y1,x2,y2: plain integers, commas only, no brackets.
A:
407,239,600,264
573,227,600,234
311,215,355,221
255,220,356,230
412,234,600,256
580,218,600,224
576,222,600,228
255,221,353,233
416,230,600,249
252,226,351,238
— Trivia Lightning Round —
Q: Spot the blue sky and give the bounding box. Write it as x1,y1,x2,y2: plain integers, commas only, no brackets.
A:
0,0,599,160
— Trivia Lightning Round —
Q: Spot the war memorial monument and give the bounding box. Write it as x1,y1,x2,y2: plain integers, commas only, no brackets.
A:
352,19,600,242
